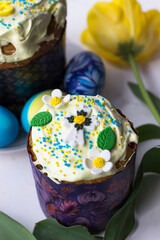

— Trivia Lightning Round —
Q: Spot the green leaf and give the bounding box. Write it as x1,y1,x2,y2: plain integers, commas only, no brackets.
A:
136,124,160,142
84,118,92,126
128,82,160,114
104,146,160,240
33,218,97,240
142,146,160,174
75,123,83,130
0,211,36,240
77,110,87,116
97,127,115,150
30,111,52,127
67,115,74,123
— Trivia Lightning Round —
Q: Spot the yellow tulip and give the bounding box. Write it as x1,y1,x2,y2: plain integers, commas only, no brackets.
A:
81,0,160,65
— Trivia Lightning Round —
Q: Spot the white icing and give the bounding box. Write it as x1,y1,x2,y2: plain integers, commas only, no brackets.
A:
62,105,99,147
0,0,66,63
31,94,138,183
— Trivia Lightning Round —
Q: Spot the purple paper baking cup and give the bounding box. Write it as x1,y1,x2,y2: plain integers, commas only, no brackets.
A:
0,30,65,119
29,152,136,234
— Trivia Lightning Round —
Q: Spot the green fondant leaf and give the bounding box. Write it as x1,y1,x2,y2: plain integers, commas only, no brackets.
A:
30,111,52,127
84,118,92,126
67,115,74,123
77,110,87,116
75,123,83,131
97,127,115,150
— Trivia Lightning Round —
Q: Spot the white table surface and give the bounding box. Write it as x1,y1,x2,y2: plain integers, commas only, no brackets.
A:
0,0,160,239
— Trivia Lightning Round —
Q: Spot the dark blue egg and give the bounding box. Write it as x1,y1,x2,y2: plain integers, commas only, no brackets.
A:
64,52,105,95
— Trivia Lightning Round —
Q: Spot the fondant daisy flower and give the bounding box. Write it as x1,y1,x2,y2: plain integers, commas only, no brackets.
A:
42,89,71,109
62,105,99,147
84,148,113,175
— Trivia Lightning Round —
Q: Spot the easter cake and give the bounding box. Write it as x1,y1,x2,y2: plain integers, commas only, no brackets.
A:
0,0,66,117
27,89,138,233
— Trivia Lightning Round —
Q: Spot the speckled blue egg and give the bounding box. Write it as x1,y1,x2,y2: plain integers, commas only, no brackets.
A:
0,106,19,147
64,51,105,95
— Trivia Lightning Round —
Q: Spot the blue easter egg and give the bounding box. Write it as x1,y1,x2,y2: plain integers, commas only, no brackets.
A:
64,51,105,95
0,106,19,147
21,90,52,133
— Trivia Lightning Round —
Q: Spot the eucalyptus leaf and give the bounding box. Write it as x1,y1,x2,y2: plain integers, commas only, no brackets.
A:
0,211,36,240
128,82,160,114
136,124,160,142
104,146,160,240
33,218,97,240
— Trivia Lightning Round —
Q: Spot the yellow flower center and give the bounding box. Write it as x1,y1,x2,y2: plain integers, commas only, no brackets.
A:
93,157,105,168
50,97,61,106
74,115,86,124
0,1,14,16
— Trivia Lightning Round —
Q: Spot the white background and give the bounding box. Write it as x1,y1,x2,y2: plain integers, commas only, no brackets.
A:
0,0,160,239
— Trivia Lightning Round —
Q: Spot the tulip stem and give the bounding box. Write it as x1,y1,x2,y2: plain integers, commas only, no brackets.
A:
128,53,160,125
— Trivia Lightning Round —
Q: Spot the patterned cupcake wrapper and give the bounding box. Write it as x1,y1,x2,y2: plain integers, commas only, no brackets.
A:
29,151,136,234
0,33,65,119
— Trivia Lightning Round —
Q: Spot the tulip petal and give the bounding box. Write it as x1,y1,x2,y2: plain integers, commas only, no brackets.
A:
136,10,160,61
92,2,133,45
87,3,122,51
81,29,123,65
114,0,147,39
